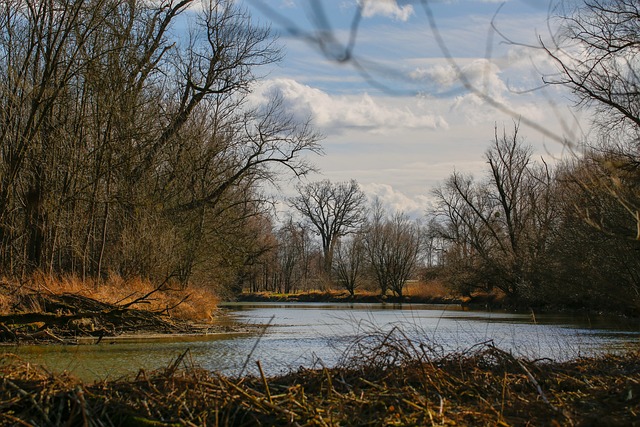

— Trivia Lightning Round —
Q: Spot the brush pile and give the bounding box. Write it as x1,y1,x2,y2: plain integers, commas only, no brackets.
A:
0,334,638,426
0,279,214,344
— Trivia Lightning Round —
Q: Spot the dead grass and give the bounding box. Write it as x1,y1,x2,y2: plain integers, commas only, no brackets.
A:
0,272,219,322
241,282,460,304
0,336,638,426
404,280,453,300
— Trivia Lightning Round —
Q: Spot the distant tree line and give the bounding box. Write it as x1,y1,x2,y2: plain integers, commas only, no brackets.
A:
239,180,424,299
237,0,640,314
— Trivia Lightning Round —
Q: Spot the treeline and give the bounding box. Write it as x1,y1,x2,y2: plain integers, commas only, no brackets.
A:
242,184,423,299
1,0,638,315
239,0,640,314
427,123,640,313
0,0,319,286
240,121,640,314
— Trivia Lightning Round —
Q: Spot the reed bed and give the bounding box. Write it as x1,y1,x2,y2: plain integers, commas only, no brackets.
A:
0,330,638,426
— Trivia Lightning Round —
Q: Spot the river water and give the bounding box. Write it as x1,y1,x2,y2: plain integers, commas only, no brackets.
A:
8,303,640,381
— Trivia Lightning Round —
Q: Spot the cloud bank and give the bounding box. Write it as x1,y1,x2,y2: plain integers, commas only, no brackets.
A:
360,182,431,219
251,78,448,134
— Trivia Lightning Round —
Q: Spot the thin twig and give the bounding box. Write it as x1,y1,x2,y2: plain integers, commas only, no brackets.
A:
256,360,272,404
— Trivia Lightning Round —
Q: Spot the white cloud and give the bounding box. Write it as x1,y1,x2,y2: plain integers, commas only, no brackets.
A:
410,59,507,99
360,0,414,21
360,183,430,219
408,58,553,126
250,78,448,134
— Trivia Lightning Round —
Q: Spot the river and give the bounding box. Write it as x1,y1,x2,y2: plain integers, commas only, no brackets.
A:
8,303,640,381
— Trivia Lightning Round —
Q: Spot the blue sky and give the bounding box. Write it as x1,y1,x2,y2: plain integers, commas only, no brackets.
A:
242,0,586,217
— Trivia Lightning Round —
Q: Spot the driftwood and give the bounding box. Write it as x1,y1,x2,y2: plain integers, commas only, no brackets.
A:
0,291,192,344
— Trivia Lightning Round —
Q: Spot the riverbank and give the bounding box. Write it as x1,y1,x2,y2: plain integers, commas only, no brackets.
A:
235,290,640,319
0,275,223,345
234,289,467,305
1,343,638,426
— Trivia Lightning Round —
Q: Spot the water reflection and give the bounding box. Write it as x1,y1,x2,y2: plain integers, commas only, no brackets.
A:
7,303,640,381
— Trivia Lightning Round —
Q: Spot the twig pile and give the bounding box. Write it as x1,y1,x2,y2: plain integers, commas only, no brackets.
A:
0,291,195,344
0,333,639,426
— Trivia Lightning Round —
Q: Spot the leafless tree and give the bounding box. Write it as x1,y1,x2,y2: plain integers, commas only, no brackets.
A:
363,202,422,298
273,217,319,294
332,233,365,297
544,155,640,312
544,0,640,240
0,0,322,288
429,123,556,300
290,179,366,275
546,0,640,133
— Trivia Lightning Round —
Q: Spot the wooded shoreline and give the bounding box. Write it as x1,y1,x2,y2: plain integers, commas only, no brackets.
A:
234,290,464,305
232,290,640,320
0,285,638,425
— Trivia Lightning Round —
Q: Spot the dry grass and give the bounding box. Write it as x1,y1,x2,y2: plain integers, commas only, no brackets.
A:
0,335,638,426
240,281,460,304
0,272,219,322
404,280,453,300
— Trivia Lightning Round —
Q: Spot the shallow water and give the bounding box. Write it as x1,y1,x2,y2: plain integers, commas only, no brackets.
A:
8,303,640,381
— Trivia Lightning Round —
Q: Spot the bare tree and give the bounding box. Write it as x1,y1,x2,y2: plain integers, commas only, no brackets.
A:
544,0,640,239
274,217,315,294
332,233,365,297
429,123,556,300
363,202,422,298
290,179,366,274
0,0,322,289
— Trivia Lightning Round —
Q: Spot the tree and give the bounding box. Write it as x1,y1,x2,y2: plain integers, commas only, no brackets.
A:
544,0,640,240
273,217,317,294
429,123,557,301
542,156,640,313
0,0,322,288
363,202,422,298
290,179,366,274
332,233,365,297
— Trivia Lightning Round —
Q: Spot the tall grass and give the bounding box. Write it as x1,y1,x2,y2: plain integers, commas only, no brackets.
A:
0,272,219,322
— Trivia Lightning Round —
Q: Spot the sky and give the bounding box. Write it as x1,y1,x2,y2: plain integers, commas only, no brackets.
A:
242,0,588,218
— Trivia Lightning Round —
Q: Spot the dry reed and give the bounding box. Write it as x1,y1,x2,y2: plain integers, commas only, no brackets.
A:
0,334,638,426
0,273,219,322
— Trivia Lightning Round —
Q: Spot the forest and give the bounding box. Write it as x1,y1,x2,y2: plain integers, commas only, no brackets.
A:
0,0,638,316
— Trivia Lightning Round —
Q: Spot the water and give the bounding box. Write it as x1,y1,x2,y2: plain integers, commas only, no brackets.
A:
7,303,640,381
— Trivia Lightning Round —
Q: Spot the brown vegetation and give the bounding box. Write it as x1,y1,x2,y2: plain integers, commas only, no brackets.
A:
0,340,637,426
0,274,220,343
236,281,469,305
